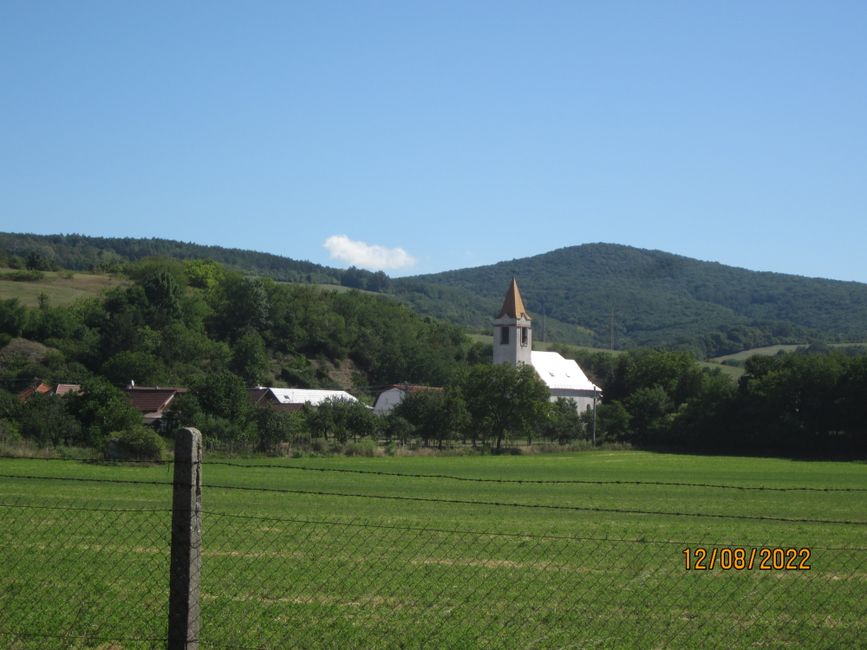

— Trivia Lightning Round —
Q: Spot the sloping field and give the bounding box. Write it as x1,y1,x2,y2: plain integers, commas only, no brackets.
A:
713,342,867,364
1,451,865,648
0,269,123,307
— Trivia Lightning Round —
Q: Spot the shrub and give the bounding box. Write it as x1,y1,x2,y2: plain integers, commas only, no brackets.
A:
343,436,380,457
105,425,166,462
9,269,45,282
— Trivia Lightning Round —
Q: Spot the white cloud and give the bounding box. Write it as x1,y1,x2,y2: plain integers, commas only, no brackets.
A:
323,235,416,271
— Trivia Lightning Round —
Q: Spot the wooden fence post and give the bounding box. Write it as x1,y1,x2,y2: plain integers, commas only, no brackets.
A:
167,427,203,650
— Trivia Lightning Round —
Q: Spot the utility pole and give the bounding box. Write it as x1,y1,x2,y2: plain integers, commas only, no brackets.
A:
592,387,598,446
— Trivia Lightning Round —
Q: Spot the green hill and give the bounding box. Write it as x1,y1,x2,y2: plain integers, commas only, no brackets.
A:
393,244,867,356
4,233,866,358
0,232,347,285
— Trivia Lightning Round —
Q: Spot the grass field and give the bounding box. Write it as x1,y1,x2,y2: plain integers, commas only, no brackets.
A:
1,450,865,648
0,269,123,307
712,342,867,364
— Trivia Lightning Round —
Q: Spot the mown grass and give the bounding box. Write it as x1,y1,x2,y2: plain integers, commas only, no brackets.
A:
0,268,123,307
1,451,865,648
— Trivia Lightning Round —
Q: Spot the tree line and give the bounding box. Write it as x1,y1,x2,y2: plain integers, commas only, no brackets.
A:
0,256,865,457
0,232,389,290
575,346,867,456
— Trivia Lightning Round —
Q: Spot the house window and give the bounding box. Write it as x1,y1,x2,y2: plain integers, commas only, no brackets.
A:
500,327,510,345
520,327,529,347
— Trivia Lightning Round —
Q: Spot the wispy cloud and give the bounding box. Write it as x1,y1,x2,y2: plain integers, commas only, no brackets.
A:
323,235,416,271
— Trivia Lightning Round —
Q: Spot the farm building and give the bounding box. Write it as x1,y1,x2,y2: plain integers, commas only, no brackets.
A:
493,278,601,411
249,387,359,412
124,386,188,430
373,384,442,415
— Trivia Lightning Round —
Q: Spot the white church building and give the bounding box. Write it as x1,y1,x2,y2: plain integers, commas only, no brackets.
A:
493,278,601,411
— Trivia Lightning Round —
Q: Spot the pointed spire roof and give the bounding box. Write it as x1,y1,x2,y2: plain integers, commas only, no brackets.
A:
497,278,531,320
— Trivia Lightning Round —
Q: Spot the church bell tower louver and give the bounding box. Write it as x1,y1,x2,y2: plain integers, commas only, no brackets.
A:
493,278,532,366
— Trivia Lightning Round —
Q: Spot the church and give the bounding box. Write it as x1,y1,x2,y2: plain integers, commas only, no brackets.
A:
493,278,601,411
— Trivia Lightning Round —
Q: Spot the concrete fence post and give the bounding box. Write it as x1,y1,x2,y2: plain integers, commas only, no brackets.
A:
167,427,203,650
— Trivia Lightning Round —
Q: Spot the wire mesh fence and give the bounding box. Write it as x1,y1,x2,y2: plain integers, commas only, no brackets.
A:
199,512,866,649
0,451,865,649
0,501,171,649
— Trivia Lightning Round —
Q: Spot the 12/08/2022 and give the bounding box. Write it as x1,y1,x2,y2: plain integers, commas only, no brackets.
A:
683,547,811,571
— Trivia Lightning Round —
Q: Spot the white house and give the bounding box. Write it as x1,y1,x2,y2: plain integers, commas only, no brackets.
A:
493,278,601,411
373,384,442,415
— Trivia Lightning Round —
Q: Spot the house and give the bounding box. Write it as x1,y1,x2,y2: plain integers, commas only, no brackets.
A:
373,384,442,415
493,278,601,411
124,386,188,430
248,387,359,412
17,381,81,403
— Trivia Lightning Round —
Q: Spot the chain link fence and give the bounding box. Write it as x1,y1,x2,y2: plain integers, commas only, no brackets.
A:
1,442,865,648
1,502,170,648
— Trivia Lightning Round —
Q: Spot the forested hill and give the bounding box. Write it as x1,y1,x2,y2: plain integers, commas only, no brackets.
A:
5,233,867,357
0,232,380,288
392,244,867,356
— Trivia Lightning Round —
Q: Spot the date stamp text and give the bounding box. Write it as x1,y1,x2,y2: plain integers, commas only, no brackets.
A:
682,547,811,571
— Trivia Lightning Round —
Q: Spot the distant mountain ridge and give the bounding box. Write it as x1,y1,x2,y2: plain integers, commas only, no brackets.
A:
392,244,867,356
0,232,343,284
3,233,866,357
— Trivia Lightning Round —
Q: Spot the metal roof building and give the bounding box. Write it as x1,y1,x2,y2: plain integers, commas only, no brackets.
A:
249,387,359,412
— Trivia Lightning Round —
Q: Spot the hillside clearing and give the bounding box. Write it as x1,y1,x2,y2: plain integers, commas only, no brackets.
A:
0,268,123,307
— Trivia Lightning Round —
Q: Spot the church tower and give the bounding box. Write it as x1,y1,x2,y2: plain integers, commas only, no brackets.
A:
493,278,532,366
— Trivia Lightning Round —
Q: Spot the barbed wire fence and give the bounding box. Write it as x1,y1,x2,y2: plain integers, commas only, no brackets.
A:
0,429,865,649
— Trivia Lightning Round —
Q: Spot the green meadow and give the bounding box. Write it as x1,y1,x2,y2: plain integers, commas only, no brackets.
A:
0,269,123,307
1,451,865,648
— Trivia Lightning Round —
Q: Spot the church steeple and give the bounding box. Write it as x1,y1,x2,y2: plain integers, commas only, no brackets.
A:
497,277,532,321
493,278,532,366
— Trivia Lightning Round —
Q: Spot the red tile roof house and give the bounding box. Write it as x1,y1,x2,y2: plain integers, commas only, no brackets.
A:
124,386,188,431
17,381,82,403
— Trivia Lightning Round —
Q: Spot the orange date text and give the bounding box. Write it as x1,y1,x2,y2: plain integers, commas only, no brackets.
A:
682,547,811,571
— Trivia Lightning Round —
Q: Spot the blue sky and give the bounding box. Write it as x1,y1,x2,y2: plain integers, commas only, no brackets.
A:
2,1,866,281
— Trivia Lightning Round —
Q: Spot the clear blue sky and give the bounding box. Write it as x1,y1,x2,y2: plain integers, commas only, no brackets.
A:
2,1,866,281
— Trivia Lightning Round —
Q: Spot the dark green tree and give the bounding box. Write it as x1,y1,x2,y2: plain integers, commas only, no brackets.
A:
230,329,270,385
255,408,303,452
67,378,141,447
596,401,631,441
193,370,251,423
396,388,469,449
542,398,584,444
0,299,26,337
462,364,548,450
19,393,81,446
